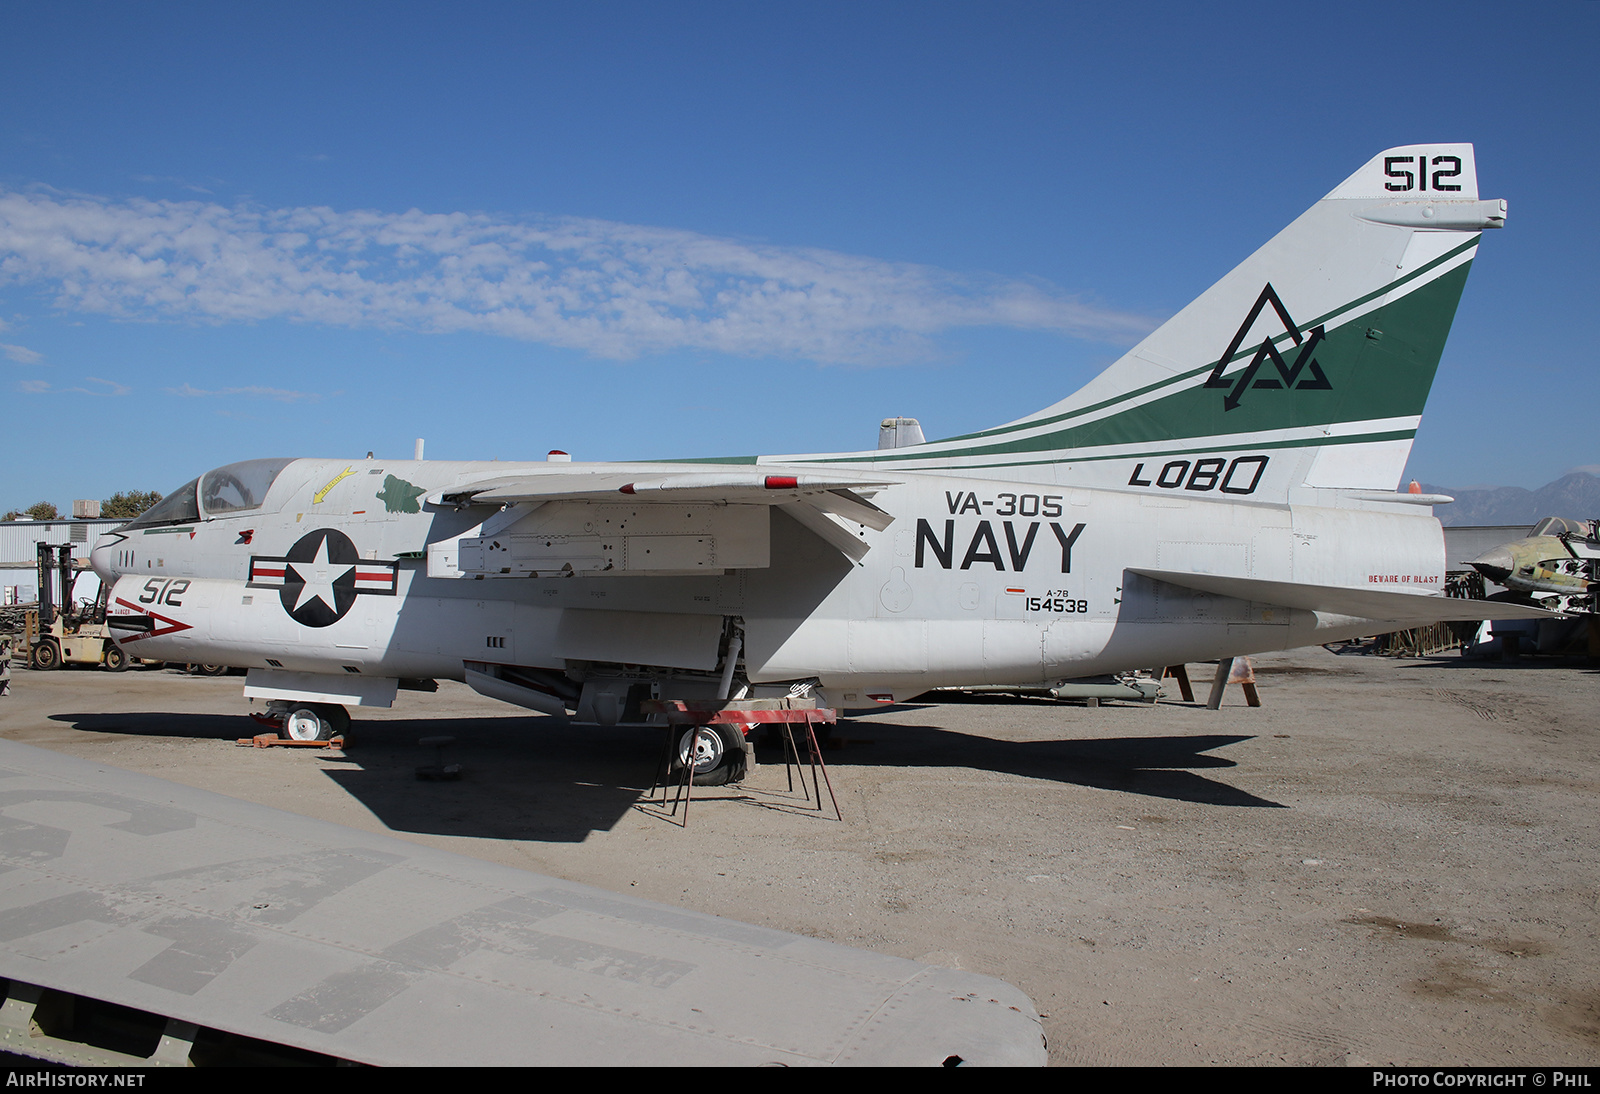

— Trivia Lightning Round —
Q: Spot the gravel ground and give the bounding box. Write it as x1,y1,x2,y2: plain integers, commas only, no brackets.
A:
2,647,1596,1067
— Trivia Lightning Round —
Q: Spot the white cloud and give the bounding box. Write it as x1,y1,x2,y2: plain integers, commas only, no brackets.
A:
1,343,41,364
169,382,325,403
0,188,1155,365
17,376,128,396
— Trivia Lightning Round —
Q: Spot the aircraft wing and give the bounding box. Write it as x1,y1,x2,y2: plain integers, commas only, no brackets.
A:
431,467,899,575
1129,568,1560,624
437,468,897,521
0,739,1045,1067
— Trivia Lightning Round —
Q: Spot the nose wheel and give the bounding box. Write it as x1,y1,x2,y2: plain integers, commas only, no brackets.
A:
279,703,351,742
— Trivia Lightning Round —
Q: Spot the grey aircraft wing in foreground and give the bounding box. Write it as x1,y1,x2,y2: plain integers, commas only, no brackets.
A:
0,739,1046,1066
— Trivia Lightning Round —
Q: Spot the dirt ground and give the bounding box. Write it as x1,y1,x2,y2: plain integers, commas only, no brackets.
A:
1,647,1596,1067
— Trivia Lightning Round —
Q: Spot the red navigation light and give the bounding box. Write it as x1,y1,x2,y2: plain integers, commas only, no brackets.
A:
764,475,798,490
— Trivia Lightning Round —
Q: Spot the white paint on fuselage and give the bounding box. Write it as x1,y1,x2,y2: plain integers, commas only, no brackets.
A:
101,456,1446,705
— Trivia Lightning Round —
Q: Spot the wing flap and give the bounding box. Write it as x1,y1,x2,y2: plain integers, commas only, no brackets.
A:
810,488,895,532
780,501,872,562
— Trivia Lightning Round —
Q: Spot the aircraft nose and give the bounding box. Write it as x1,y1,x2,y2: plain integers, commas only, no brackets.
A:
90,532,123,584
1470,545,1513,583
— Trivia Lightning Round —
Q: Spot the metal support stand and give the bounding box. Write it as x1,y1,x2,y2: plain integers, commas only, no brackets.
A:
643,699,841,825
648,724,701,826
1202,657,1261,709
1206,657,1234,710
766,710,842,821
1162,664,1195,703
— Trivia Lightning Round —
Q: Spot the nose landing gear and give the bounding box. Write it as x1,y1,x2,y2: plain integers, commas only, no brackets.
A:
262,702,351,743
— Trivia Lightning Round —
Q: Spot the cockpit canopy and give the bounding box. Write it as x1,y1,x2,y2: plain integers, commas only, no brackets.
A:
123,458,296,529
201,458,295,515
1527,517,1595,540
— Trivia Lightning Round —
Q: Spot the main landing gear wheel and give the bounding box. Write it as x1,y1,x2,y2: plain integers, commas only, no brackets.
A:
281,703,351,742
676,724,748,787
102,644,128,672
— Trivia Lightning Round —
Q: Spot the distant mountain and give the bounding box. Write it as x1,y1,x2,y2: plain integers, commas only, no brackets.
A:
1420,472,1600,528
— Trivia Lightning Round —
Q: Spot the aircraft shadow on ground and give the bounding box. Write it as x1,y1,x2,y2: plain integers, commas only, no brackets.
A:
49,712,652,843
49,707,1280,843
826,716,1282,808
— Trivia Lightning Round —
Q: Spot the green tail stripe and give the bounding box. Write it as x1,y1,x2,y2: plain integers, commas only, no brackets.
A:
658,427,1415,471
831,427,1419,472
654,454,761,465
925,236,1480,449
793,254,1472,466
658,237,1476,471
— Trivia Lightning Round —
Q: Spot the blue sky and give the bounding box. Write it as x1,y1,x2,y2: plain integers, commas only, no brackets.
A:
2,1,1595,512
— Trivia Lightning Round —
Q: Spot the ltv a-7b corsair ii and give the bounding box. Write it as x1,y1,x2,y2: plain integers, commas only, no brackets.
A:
93,144,1544,784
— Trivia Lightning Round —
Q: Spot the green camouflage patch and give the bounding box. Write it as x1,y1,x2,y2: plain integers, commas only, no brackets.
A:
377,475,427,514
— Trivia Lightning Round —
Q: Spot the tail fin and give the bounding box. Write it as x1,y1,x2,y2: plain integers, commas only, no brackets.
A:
799,144,1505,498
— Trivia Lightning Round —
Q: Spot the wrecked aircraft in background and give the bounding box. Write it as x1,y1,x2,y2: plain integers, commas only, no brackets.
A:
1471,517,1597,615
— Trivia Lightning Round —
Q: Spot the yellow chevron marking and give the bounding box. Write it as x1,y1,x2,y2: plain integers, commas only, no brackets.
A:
313,467,355,504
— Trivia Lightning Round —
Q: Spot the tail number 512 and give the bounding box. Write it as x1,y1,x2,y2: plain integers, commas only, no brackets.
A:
138,578,190,606
1384,155,1462,192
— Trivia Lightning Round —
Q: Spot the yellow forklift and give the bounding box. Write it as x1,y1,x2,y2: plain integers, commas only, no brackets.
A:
19,543,128,671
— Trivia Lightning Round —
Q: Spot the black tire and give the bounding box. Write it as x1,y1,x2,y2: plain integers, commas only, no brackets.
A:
676,724,747,786
33,641,60,671
320,704,351,739
194,664,228,676
103,643,128,672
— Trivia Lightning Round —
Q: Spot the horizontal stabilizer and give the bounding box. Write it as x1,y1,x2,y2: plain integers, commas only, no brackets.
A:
1129,568,1559,624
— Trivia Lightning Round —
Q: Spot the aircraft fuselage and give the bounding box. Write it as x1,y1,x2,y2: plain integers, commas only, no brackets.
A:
96,456,1445,708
